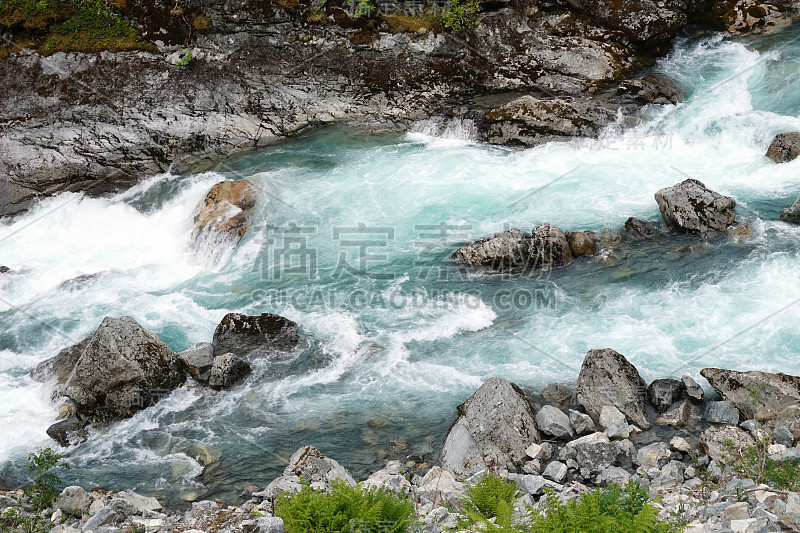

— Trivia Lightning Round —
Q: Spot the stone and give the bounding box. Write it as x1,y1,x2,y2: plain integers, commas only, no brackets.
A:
415,467,464,507
704,401,740,425
670,436,693,453
83,506,122,531
507,474,547,496
566,432,621,474
208,353,251,390
282,445,355,488
440,378,540,477
569,410,596,435
178,342,215,383
781,195,800,225
617,74,684,105
451,229,532,272
542,383,574,406
622,217,657,239
700,425,755,460
535,405,574,439
647,379,685,412
59,316,186,426
542,461,568,483
682,375,704,402
31,337,91,386
566,0,688,45
362,461,411,493
566,231,597,257
765,132,800,163
655,179,737,235
113,490,162,513
242,516,285,533
658,399,694,427
723,502,750,528
605,424,633,440
46,415,88,447
599,405,627,429
525,443,543,460
191,179,257,246
597,466,632,486
772,425,794,447
635,442,671,468
56,486,91,514
701,368,800,439
529,224,574,270
661,460,684,482
212,312,300,357
577,348,650,429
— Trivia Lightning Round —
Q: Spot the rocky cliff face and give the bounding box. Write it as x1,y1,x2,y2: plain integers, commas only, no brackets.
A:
0,0,797,216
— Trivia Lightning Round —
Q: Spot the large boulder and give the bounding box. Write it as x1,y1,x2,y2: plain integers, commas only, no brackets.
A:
564,0,688,45
451,229,531,272
701,368,800,438
576,348,650,429
535,405,574,439
265,445,355,497
192,180,258,243
780,195,800,225
212,312,300,358
208,353,252,390
564,432,622,475
700,424,755,461
59,316,186,426
530,224,574,270
654,179,736,235
483,96,617,147
32,337,91,388
440,377,540,477
766,132,800,163
178,342,215,383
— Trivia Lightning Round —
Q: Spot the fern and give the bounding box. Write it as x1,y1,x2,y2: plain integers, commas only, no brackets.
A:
464,470,520,519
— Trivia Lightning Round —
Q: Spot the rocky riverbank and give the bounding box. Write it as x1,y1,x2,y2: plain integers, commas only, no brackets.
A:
16,346,800,532
1,0,799,217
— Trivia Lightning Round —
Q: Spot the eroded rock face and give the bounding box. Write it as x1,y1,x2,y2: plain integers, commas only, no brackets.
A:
59,316,186,426
765,132,800,163
483,96,617,147
564,0,689,46
576,348,650,429
701,368,800,438
440,377,540,477
654,179,736,235
212,312,300,358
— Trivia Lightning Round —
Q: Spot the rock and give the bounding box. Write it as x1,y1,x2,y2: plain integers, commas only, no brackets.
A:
599,405,627,429
0,266,9,273
566,231,597,257
362,461,411,493
440,378,540,477
765,132,800,163
113,490,162,513
772,425,794,447
535,405,574,439
700,425,755,460
525,443,543,460
597,466,631,486
542,461,568,483
530,224,574,270
635,442,671,468
192,179,257,244
283,445,355,488
657,399,696,427
242,516,285,533
654,179,737,235
622,217,657,239
617,74,685,105
566,0,688,45
208,353,251,390
647,379,685,412
606,424,634,440
178,342,215,383
451,229,531,272
57,316,185,427
542,383,574,406
569,410,597,435
670,436,693,453
83,505,123,531
415,467,464,507
723,502,750,529
423,506,459,530
212,312,300,358
31,337,90,386
576,348,650,430
56,486,91,514
46,415,88,447
483,96,616,147
682,375,705,402
781,195,800,225
704,400,740,425
701,368,800,439
566,432,621,474
507,473,547,496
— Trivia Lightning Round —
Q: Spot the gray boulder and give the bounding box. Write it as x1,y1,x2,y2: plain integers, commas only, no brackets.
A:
208,353,251,390
530,224,574,270
361,461,411,493
565,432,621,475
701,368,800,439
682,375,704,402
599,405,627,429
542,383,575,406
565,0,688,45
535,405,574,439
451,229,531,272
178,342,215,383
212,312,300,357
242,517,285,533
576,348,650,429
766,132,800,163
266,445,355,498
655,179,736,235
647,379,685,412
32,337,90,387
415,467,465,507
634,442,670,468
59,316,186,426
700,425,755,460
569,410,596,435
56,486,92,514
780,195,800,225
617,74,684,105
542,461,568,483
704,400,740,425
46,415,88,447
441,377,540,477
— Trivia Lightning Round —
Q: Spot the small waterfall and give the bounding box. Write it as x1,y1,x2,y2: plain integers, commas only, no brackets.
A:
408,116,479,141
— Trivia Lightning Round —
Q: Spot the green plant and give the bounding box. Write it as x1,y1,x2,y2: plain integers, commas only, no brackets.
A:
0,447,70,533
464,471,520,520
441,0,483,31
529,481,685,533
347,0,373,18
274,480,416,533
175,48,193,66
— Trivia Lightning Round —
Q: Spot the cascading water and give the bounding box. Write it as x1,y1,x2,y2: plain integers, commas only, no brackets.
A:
1,26,800,505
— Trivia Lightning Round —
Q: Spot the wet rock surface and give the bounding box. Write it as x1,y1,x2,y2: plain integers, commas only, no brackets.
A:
655,179,737,235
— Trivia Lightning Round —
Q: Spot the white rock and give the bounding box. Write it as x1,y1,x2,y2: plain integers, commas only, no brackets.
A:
599,405,626,429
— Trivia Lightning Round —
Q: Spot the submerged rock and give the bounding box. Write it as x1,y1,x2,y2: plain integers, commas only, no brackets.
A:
46,415,88,447
191,180,258,263
566,231,597,257
576,348,650,429
483,96,617,147
440,377,540,477
654,179,736,235
212,312,300,358
58,316,186,428
780,195,800,224
766,132,800,163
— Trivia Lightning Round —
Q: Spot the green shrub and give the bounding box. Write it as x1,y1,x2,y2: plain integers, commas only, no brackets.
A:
274,480,416,533
347,0,374,18
529,481,685,533
764,457,800,491
464,470,520,520
441,0,483,31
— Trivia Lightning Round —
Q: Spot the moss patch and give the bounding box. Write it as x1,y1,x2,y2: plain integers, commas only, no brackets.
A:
0,0,152,55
